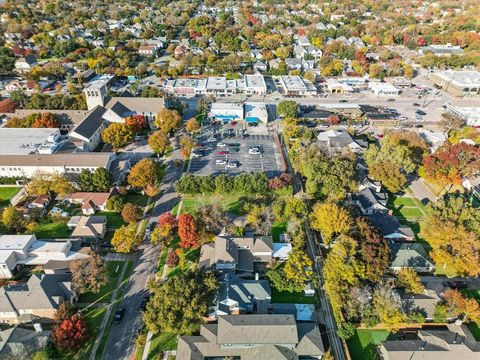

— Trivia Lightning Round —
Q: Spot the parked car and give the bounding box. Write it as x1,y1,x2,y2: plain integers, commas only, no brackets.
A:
387,98,396,102
113,308,125,324
444,281,468,290
216,151,229,155
415,110,426,116
413,103,420,106
206,137,217,143
192,150,204,158
217,142,227,148
215,159,227,165
339,99,348,103
226,161,239,168
249,148,261,155
227,143,241,148
139,295,150,311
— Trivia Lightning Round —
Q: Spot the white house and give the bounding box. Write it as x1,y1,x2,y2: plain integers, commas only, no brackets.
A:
14,55,37,72
369,82,401,96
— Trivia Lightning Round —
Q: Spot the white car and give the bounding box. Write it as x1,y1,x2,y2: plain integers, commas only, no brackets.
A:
206,137,217,143
226,161,239,168
217,142,227,148
249,148,261,155
215,159,227,165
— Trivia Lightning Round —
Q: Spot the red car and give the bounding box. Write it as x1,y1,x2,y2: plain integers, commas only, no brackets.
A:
216,151,229,155
230,121,238,126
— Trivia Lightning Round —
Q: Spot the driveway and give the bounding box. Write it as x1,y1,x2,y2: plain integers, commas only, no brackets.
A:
101,147,184,360
410,178,437,203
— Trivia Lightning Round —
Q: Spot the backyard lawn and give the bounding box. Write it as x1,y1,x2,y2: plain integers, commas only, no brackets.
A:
0,187,21,208
79,261,124,303
467,323,480,341
347,329,392,360
270,287,316,305
271,221,287,241
148,332,178,360
96,211,125,228
125,192,149,207
387,194,425,222
172,194,245,216
34,220,71,239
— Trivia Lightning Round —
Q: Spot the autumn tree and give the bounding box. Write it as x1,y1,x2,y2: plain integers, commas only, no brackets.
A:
373,284,405,331
194,204,228,235
283,249,315,289
28,172,52,195
327,114,340,125
0,98,17,113
310,202,353,246
143,271,217,334
70,249,106,294
178,214,200,248
423,143,480,185
53,314,89,352
166,249,179,267
277,100,298,118
152,211,177,244
148,130,170,155
126,114,147,132
121,203,143,224
155,109,182,135
111,224,140,253
101,123,134,149
185,118,200,133
127,158,159,196
245,203,273,235
420,194,480,276
2,206,24,232
355,217,390,282
33,112,59,128
54,302,76,324
50,174,74,196
180,134,195,159
396,268,424,294
443,289,480,323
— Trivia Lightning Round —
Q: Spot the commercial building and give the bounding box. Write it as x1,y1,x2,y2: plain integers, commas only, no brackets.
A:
369,82,401,96
276,76,318,96
209,102,244,122
244,102,268,124
0,128,63,155
443,103,480,126
326,78,354,93
429,70,480,97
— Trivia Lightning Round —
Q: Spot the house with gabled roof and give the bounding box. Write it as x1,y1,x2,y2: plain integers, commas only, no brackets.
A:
69,189,113,215
68,106,108,151
389,243,435,273
176,314,325,359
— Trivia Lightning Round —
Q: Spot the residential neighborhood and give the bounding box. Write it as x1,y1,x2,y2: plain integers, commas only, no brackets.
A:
0,1,479,360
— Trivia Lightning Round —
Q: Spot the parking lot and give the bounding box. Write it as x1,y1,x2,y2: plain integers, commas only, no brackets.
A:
188,125,283,177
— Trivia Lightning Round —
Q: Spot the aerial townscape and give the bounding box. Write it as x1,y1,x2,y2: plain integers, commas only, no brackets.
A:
0,0,480,360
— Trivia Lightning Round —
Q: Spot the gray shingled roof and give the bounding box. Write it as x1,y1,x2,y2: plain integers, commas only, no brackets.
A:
70,105,107,139
389,243,435,270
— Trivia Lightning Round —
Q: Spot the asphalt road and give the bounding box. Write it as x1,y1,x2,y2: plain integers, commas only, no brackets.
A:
101,146,184,360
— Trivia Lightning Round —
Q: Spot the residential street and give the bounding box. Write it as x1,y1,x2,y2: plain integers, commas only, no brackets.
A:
101,146,184,360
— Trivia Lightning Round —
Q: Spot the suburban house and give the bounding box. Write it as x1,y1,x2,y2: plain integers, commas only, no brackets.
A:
14,55,37,72
317,130,364,154
379,325,480,359
68,216,107,243
294,45,322,59
389,243,435,273
208,273,271,318
138,44,160,56
26,194,52,215
0,326,51,359
350,185,389,215
399,290,440,322
272,242,293,261
0,234,88,279
0,273,76,323
368,213,415,242
253,60,267,73
69,190,113,215
176,314,325,359
199,235,274,274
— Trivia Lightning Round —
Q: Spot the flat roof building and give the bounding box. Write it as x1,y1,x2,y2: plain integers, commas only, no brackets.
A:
244,102,268,123
209,102,244,122
429,70,480,97
276,76,318,96
444,104,480,126
369,82,401,96
0,128,63,155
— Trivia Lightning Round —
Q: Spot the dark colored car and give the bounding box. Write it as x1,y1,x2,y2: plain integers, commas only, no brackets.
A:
415,110,426,116
413,103,421,106
339,99,348,103
444,281,468,290
139,295,150,311
113,307,125,324
387,98,396,102
414,124,423,128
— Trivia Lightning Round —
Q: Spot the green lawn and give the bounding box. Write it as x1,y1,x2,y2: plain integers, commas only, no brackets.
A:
79,261,125,304
96,211,126,228
462,289,480,302
391,196,417,207
396,207,423,220
347,329,391,360
271,221,287,242
270,287,316,305
0,187,21,208
173,194,245,216
148,333,178,359
125,192,149,207
467,323,480,341
34,220,71,239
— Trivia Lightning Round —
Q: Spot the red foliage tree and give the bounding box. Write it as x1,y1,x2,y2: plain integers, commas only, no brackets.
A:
126,115,147,132
53,313,89,352
158,212,177,230
178,214,200,249
327,115,341,125
33,112,59,128
166,249,179,267
417,37,427,46
268,172,294,190
423,143,480,185
0,99,17,113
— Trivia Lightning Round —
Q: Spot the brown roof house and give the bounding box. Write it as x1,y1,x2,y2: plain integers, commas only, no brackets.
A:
176,314,325,360
68,216,107,243
69,190,113,215
199,235,273,274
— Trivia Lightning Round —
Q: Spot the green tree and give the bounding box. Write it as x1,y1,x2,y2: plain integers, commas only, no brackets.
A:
101,123,134,149
106,195,125,212
2,206,23,232
310,202,353,246
0,47,15,74
143,271,217,334
277,100,298,118
92,167,111,192
78,169,94,192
